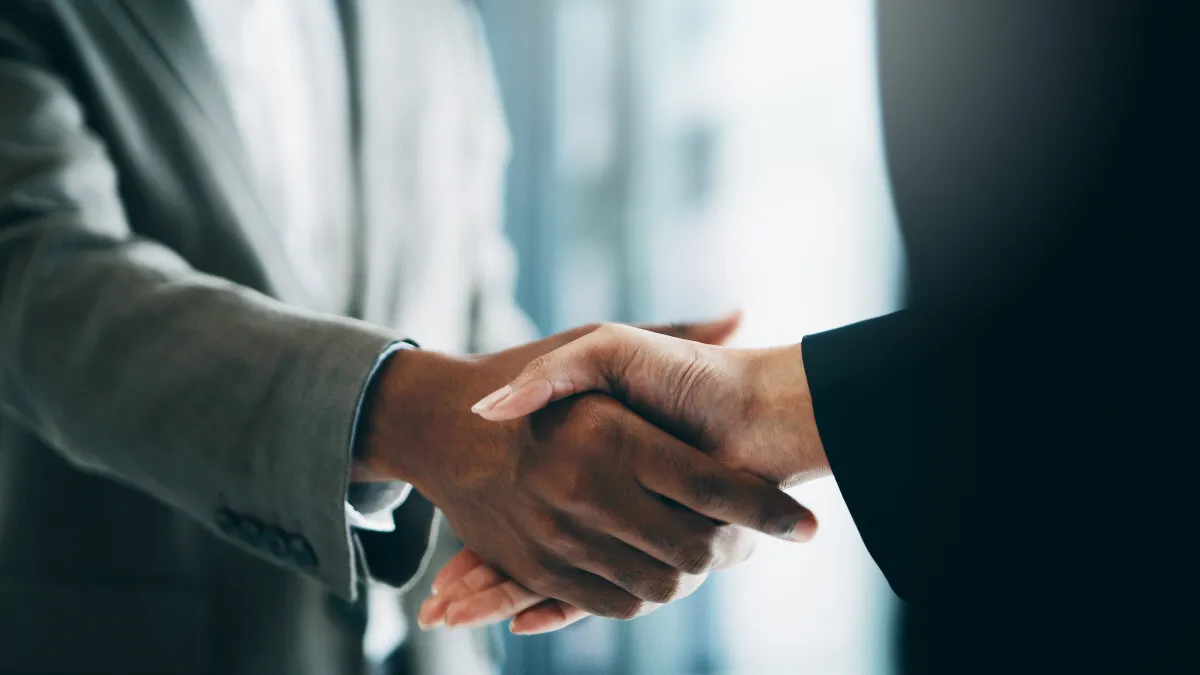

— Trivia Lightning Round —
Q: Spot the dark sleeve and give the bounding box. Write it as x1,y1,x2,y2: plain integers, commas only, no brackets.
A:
800,311,1015,605
801,313,930,603
803,0,1175,606
803,302,1107,607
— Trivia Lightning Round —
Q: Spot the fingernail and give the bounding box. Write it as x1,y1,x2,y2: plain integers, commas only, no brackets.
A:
471,385,513,415
786,518,818,543
417,608,444,630
418,598,447,630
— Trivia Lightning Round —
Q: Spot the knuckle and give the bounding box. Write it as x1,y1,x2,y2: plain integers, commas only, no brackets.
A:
523,566,565,597
686,469,721,508
751,498,791,534
556,463,594,501
677,539,718,576
605,597,646,621
759,508,787,534
705,524,753,569
544,536,580,561
532,516,577,558
637,571,683,604
570,398,622,441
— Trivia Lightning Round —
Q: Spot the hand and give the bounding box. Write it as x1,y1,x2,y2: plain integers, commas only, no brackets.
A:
472,323,831,488
420,548,590,635
417,321,833,636
359,318,817,621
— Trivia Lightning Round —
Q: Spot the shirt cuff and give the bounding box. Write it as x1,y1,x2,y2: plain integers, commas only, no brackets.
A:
345,339,419,533
345,482,414,531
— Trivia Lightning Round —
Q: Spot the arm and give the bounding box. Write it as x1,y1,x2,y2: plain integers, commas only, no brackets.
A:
436,286,1101,627
0,40,805,612
434,0,1140,622
0,22,399,597
356,319,814,621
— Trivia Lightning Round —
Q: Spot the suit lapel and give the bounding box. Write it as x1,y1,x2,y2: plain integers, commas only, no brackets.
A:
114,0,316,306
118,0,245,167
335,0,371,320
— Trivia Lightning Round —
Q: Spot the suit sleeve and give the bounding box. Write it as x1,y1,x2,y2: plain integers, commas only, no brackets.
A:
800,0,1140,607
0,16,399,600
802,311,986,605
804,293,1108,606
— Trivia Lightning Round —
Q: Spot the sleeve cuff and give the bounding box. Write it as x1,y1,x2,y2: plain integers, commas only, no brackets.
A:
346,482,414,532
345,339,420,533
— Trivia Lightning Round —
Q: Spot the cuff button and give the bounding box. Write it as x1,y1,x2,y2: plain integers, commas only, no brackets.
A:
287,535,318,570
215,508,239,534
264,528,288,559
235,518,265,547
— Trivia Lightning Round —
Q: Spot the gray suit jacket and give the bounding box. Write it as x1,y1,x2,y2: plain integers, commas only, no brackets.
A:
0,1,530,673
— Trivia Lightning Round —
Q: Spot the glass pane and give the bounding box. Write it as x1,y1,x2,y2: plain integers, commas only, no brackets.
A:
478,1,903,672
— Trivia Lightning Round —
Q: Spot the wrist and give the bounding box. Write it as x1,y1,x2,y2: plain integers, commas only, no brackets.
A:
743,344,831,486
361,348,523,501
361,349,475,487
350,341,418,484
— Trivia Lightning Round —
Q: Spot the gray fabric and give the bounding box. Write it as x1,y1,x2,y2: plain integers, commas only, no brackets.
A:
0,1,443,673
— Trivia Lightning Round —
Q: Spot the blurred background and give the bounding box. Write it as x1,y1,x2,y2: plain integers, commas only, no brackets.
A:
474,0,904,673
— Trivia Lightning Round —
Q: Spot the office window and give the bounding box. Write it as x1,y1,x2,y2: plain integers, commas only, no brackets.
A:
477,1,903,673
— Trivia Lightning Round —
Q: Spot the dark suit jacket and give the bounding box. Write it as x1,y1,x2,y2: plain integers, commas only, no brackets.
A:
802,2,1193,673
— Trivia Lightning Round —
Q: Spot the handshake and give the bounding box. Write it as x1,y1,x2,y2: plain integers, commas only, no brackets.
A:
355,315,831,635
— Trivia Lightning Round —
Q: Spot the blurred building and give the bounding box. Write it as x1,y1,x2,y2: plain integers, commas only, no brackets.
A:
475,1,904,673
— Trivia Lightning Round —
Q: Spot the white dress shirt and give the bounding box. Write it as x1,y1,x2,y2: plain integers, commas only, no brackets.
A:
192,0,356,313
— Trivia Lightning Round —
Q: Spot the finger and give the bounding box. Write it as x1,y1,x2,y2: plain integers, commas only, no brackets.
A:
567,532,708,605
638,310,743,346
443,580,548,629
636,438,819,543
418,563,507,629
418,594,451,630
602,488,756,575
472,328,623,421
473,313,739,422
510,600,590,635
521,567,647,621
431,548,486,595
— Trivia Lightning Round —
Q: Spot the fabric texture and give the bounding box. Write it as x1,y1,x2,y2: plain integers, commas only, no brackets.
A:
0,1,533,673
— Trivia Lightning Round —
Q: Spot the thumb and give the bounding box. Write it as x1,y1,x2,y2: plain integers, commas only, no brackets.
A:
639,310,743,346
471,326,635,422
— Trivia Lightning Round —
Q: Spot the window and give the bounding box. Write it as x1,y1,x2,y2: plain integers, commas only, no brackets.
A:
478,1,902,672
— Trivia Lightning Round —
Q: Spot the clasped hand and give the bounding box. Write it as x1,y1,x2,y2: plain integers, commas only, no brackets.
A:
357,318,828,634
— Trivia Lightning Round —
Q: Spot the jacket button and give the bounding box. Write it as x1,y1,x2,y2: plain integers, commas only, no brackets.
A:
235,518,265,547
264,527,288,559
287,535,318,569
215,508,239,534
